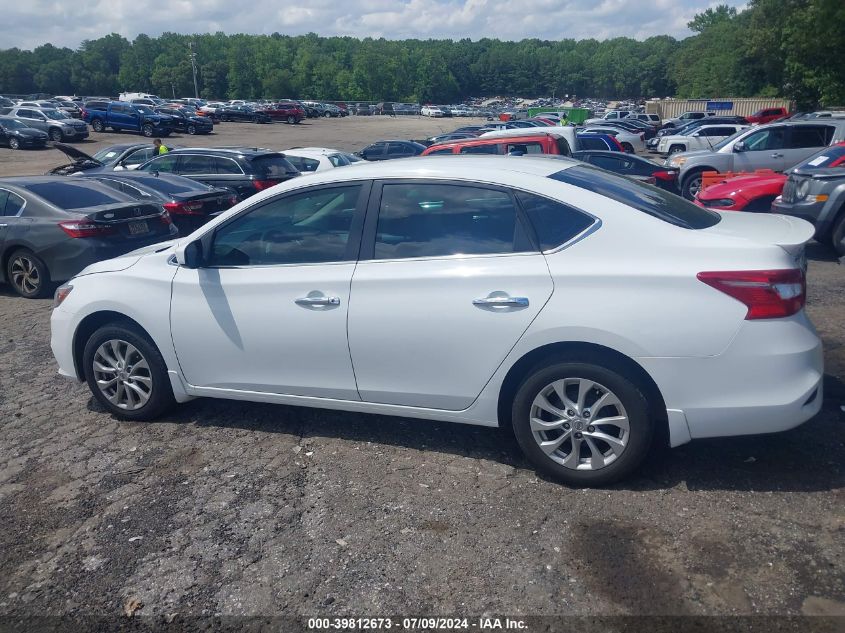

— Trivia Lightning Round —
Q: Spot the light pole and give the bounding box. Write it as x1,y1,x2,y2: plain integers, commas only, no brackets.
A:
188,42,199,99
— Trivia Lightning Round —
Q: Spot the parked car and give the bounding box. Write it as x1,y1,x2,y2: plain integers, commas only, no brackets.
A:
322,103,343,118
584,110,634,125
136,148,300,201
772,142,845,255
421,106,444,117
667,120,845,199
631,113,662,127
359,140,427,161
83,101,172,138
281,147,358,172
0,116,48,149
0,176,177,298
572,151,679,191
423,133,573,157
746,107,790,125
574,133,625,152
47,143,168,176
79,172,237,233
648,116,750,149
656,124,749,155
4,107,89,142
662,111,716,129
580,126,645,153
50,156,822,487
154,107,213,135
694,172,788,212
217,105,272,124
260,102,305,124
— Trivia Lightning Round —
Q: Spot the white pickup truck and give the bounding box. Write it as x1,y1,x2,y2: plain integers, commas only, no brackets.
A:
657,124,749,155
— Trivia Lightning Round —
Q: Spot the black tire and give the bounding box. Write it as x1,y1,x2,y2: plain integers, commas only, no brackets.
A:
187,124,197,135
141,124,154,138
49,128,64,142
91,118,105,133
621,142,634,153
681,169,706,200
668,145,684,155
324,111,331,118
5,249,50,298
831,210,845,257
286,115,295,124
511,360,654,486
82,323,175,421
8,137,20,150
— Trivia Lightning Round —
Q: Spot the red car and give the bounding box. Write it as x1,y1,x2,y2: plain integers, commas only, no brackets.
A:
745,107,790,125
259,102,305,124
694,172,788,211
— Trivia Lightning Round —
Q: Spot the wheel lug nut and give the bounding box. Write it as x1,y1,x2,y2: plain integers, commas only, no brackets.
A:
574,432,582,439
587,425,595,432
563,423,570,430
567,410,575,416
583,410,591,418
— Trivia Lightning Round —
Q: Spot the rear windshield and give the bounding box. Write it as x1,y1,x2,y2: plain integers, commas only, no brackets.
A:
549,165,721,229
24,182,127,209
250,154,298,177
795,145,845,169
127,176,206,194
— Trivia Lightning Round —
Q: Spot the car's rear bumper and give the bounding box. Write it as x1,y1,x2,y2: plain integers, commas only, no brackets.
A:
638,312,824,440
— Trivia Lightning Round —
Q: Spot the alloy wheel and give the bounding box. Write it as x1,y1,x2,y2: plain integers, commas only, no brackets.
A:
92,339,153,411
529,377,630,470
9,255,41,295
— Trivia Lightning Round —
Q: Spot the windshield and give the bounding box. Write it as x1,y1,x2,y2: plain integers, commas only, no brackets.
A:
793,144,845,170
135,105,154,115
1,119,27,130
44,109,70,120
712,127,750,151
92,148,124,162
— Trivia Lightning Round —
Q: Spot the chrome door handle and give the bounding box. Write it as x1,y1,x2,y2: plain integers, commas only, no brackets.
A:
771,153,783,158
473,296,529,307
295,296,340,306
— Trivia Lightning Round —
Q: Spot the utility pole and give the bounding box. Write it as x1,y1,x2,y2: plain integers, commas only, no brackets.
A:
188,42,199,99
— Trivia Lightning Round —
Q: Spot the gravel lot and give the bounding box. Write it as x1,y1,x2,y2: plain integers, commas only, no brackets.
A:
0,118,843,630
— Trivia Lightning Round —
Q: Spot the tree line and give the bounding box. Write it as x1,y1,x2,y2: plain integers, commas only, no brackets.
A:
0,1,842,108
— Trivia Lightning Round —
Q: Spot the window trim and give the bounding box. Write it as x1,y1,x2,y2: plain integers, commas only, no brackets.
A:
358,178,540,263
0,187,27,217
201,180,371,269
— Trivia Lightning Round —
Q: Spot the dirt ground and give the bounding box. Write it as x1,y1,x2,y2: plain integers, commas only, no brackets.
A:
0,117,843,632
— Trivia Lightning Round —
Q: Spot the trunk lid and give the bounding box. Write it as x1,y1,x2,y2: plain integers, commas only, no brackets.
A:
705,210,815,259
79,202,172,239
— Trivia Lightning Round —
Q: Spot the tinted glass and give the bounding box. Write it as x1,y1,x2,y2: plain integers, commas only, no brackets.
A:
209,185,362,266
577,136,609,151
427,148,455,155
549,166,720,229
327,154,348,167
743,127,786,151
122,147,153,167
0,119,26,130
250,155,295,177
459,144,500,154
215,157,244,175
140,154,178,173
590,155,627,170
94,179,154,199
788,126,833,149
24,182,126,209
374,183,531,259
179,154,217,174
0,190,9,215
508,142,544,154
5,192,24,216
516,191,594,251
287,156,321,172
387,142,411,156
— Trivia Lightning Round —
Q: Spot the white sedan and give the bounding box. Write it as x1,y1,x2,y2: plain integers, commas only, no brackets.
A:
281,147,362,172
657,124,749,155
50,156,822,486
421,106,444,117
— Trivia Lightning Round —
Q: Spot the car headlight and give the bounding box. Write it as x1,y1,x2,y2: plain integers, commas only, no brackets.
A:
666,156,686,167
795,179,809,200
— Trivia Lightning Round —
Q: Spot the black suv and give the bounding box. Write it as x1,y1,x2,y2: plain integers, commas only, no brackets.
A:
154,107,213,135
359,140,427,161
136,148,300,200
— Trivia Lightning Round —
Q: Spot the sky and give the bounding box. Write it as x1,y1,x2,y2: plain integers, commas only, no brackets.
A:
5,0,748,51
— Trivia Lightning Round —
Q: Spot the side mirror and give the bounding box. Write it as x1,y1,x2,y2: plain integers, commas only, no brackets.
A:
733,141,746,152
175,240,203,268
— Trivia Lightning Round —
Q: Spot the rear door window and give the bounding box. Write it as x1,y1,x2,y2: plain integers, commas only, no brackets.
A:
140,154,178,173
743,127,786,151
179,154,217,174
287,156,320,172
123,147,154,168
549,165,720,229
788,125,834,149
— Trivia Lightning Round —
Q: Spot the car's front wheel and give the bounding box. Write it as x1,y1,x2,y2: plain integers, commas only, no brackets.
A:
49,128,64,142
681,169,706,200
141,124,154,137
8,137,20,150
187,124,197,135
668,145,685,155
511,361,654,486
83,323,175,420
91,119,105,132
831,209,845,257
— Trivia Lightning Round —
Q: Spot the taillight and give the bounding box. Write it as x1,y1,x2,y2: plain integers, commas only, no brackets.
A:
58,220,117,238
652,170,677,181
697,269,805,319
253,179,279,191
163,201,205,215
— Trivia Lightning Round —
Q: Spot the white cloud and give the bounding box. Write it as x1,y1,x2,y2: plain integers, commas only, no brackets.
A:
4,0,747,50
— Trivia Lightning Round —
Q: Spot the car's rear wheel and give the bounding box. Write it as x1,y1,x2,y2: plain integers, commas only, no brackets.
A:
681,169,705,200
83,323,175,421
6,249,50,298
511,361,654,486
286,115,295,124
91,119,105,132
49,128,64,142
187,124,197,135
8,137,20,150
141,124,154,137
